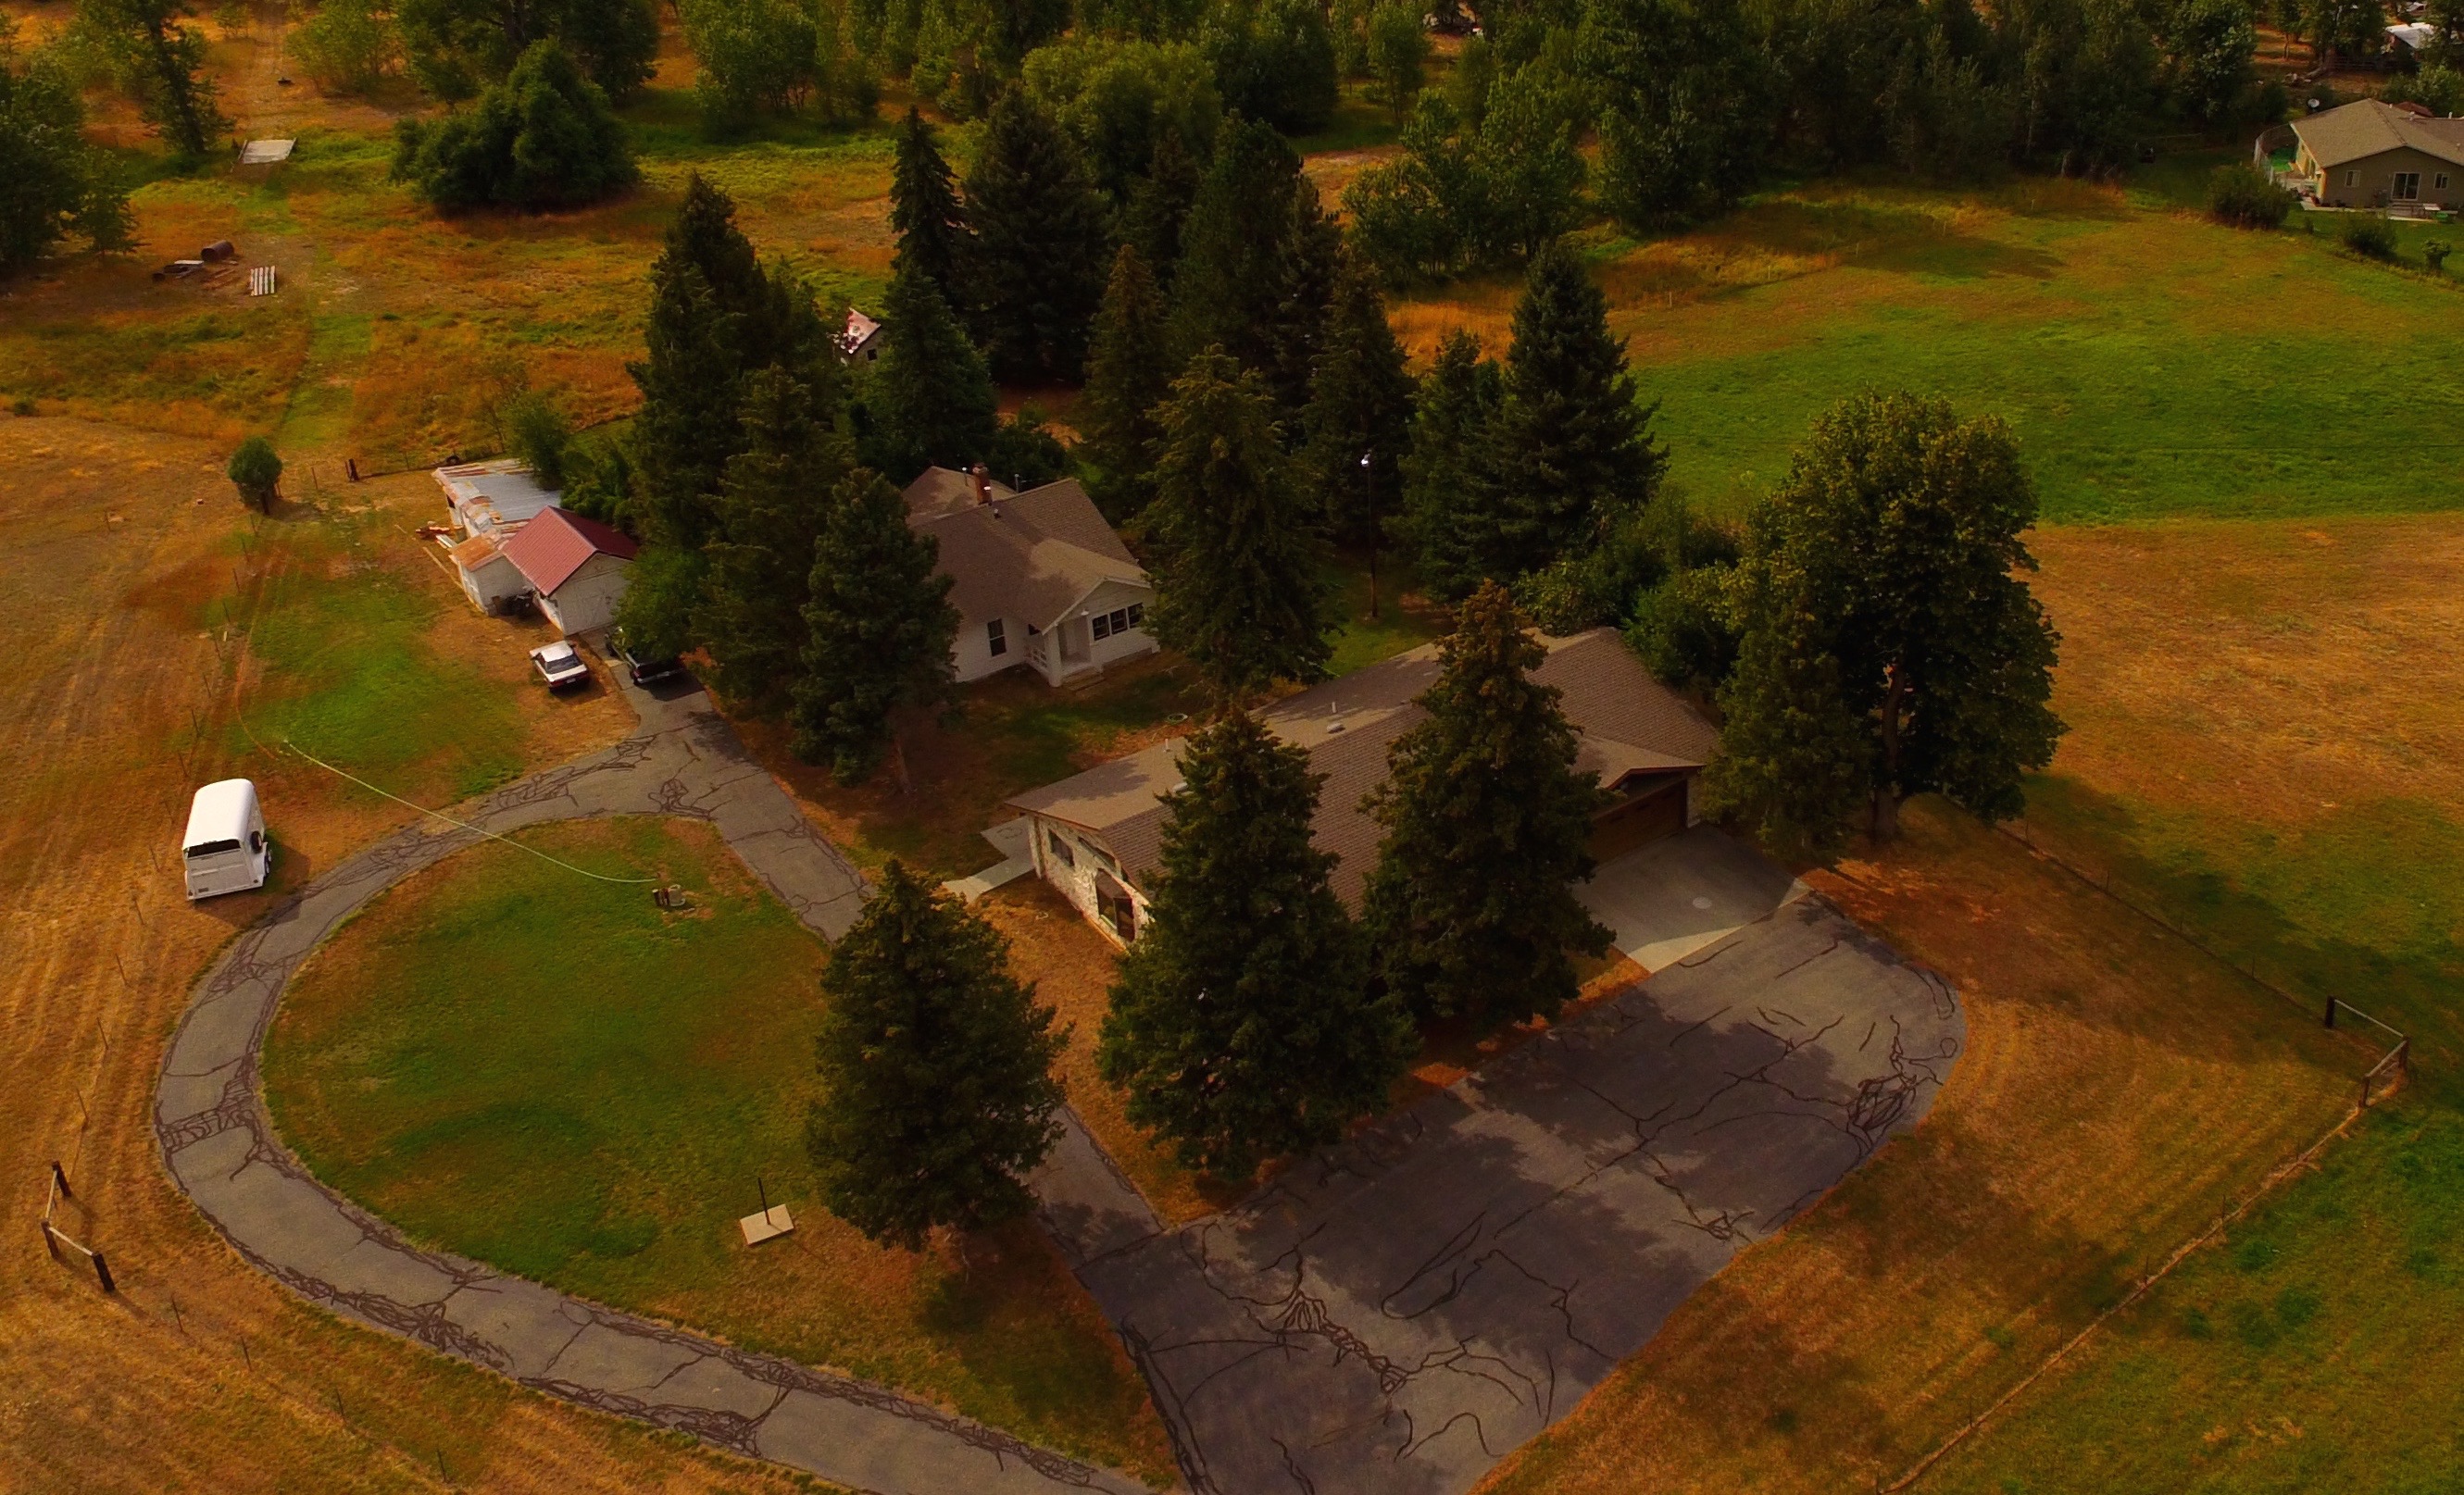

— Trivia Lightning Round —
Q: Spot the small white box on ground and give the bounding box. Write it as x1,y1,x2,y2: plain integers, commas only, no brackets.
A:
738,1203,794,1245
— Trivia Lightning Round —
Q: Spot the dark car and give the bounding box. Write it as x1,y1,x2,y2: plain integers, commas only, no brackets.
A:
610,629,684,686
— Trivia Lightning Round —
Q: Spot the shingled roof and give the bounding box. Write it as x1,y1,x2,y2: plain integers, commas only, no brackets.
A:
902,468,1147,633
1007,629,1719,907
2294,97,2464,169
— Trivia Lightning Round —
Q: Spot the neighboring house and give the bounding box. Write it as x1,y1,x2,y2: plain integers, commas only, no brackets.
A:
2285,98,2464,209
498,506,638,637
903,466,1158,688
448,531,528,614
2389,21,2440,60
434,458,558,538
840,307,884,363
1005,629,1720,945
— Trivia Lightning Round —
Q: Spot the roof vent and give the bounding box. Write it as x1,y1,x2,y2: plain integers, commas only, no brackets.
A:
1325,714,1345,735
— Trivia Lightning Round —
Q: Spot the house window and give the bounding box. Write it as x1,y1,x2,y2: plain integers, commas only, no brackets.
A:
1082,840,1118,873
1091,606,1136,642
1046,829,1075,867
1126,602,1144,628
2396,171,2422,201
987,618,1007,656
2345,169,2358,188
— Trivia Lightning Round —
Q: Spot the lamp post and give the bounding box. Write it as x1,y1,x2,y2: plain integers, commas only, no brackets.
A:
1360,448,1380,621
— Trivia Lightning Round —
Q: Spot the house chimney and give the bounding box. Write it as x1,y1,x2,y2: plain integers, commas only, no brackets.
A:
970,463,992,505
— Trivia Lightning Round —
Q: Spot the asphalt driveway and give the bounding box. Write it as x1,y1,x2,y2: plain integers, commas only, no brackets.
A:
1042,891,1963,1495
1580,823,1811,970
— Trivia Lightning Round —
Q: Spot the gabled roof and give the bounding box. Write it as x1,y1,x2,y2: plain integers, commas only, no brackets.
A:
2293,97,2464,169
499,506,638,596
1007,629,1719,906
901,468,1147,631
448,532,511,571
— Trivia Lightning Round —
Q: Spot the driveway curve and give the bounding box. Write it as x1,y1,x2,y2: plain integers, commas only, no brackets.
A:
155,681,1146,1495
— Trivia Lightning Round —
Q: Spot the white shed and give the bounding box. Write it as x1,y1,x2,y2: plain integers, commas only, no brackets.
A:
448,531,529,614
499,506,639,637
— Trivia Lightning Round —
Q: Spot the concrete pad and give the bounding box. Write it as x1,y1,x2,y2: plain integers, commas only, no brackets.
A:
1577,824,1807,970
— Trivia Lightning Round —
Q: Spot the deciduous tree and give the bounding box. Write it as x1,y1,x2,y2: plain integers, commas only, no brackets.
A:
808,861,1065,1251
390,40,637,211
1360,582,1609,1030
75,0,226,156
398,0,657,102
1142,348,1333,700
0,42,131,275
793,468,959,783
1098,713,1410,1178
226,436,282,512
1706,390,2065,855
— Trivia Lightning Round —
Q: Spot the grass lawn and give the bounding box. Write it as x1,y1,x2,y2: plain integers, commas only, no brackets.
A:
262,816,1178,1486
1902,510,2464,1491
1395,162,2464,525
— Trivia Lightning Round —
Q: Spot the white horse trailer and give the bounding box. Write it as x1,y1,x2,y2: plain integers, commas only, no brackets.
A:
183,779,270,900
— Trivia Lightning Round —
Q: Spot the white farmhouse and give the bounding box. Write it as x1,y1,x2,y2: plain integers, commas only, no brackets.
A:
904,466,1158,688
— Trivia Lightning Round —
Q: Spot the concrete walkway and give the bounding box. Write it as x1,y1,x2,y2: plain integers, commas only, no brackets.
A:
155,676,1145,1495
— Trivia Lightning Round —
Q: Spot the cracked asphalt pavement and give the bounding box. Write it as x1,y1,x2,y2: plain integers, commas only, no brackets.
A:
1042,894,1963,1495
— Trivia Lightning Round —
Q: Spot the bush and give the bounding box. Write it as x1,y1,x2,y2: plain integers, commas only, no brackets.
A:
391,41,635,212
2205,163,2294,229
983,406,1073,490
1626,564,1742,692
2342,213,2396,260
498,388,571,488
2428,238,2454,273
288,0,400,93
226,435,282,511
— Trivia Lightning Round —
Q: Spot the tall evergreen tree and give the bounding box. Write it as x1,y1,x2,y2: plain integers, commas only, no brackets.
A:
1393,328,1503,600
962,88,1114,381
698,367,857,715
889,106,969,305
1300,254,1415,545
1474,239,1665,582
808,861,1066,1252
1706,391,2064,853
1079,243,1175,523
793,469,960,784
1167,118,1340,416
1360,581,1610,1030
1143,348,1334,700
1098,714,1412,1178
1120,124,1202,291
866,258,1000,481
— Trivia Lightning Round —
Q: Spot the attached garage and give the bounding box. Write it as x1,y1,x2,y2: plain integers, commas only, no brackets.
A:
1590,773,1692,862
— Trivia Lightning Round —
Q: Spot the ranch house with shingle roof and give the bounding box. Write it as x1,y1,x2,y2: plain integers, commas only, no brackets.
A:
904,466,1158,688
2283,98,2464,210
1004,629,1720,944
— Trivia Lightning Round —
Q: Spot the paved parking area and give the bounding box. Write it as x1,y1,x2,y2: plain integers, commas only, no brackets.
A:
1045,893,1963,1495
1579,823,1810,970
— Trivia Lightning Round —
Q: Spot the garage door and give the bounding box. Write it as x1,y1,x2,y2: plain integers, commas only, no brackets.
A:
1589,778,1689,862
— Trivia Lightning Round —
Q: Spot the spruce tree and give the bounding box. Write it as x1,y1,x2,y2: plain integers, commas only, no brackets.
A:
1360,581,1611,1030
1481,239,1665,580
890,106,969,306
867,258,1000,482
1080,243,1175,524
1707,391,2064,853
962,88,1114,381
1098,714,1412,1178
808,861,1066,1252
1167,118,1340,416
1143,348,1334,701
1394,329,1503,601
1121,125,1202,292
1300,254,1415,545
698,368,856,715
793,469,960,784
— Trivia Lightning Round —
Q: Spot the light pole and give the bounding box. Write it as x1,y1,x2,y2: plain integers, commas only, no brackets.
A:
1360,448,1379,622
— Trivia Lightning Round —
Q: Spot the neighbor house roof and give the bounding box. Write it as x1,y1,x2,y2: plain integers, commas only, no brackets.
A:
2293,97,2464,169
840,307,883,355
499,506,638,596
1007,629,1719,906
448,532,511,572
433,458,558,534
901,468,1147,632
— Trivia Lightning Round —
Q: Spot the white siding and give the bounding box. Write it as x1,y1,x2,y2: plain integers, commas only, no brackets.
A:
1027,814,1149,945
1043,579,1158,685
952,614,1024,683
457,554,526,613
539,553,631,637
